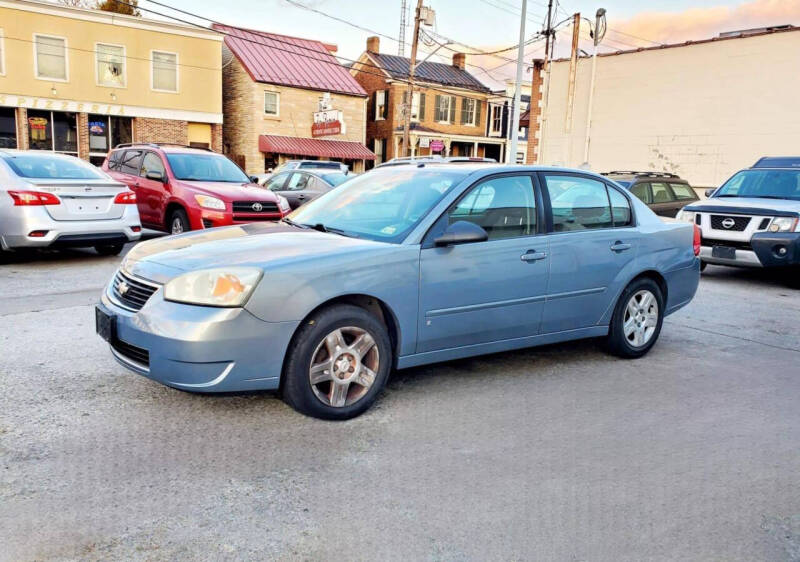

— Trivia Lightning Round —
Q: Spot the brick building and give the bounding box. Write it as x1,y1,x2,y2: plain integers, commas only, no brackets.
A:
0,0,223,165
350,36,504,166
215,24,374,175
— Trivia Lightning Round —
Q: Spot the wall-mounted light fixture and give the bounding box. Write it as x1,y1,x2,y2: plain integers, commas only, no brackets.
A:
110,92,117,101
50,86,57,96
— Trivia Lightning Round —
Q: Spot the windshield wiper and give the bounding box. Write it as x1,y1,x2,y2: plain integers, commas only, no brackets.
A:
281,217,308,229
306,223,359,238
714,194,739,197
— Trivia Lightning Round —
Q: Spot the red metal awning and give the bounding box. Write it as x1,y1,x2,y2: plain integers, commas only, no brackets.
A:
258,135,376,160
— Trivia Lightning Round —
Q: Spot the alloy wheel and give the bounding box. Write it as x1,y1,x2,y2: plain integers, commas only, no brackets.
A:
308,326,380,408
171,217,184,234
623,289,659,348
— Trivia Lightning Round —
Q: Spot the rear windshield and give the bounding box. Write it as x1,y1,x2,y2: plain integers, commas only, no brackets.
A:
166,153,249,183
299,161,341,169
716,169,800,201
3,154,107,179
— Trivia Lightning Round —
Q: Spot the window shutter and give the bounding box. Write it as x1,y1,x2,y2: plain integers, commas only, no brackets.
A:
382,92,389,119
419,93,426,120
449,96,456,123
475,99,481,126
460,98,467,125
434,95,442,121
370,92,376,120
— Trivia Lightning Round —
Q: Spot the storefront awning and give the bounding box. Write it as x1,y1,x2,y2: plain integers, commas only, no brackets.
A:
258,135,376,160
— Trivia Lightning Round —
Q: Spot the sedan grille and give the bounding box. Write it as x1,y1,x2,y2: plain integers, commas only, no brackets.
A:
111,339,150,368
710,215,750,231
232,201,279,213
112,270,159,311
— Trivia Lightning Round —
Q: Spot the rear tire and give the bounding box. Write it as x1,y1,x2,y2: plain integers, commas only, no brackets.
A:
605,277,665,359
282,304,392,420
95,243,124,256
169,208,190,234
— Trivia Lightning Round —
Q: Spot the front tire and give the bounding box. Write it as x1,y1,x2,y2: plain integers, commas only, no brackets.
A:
282,304,392,420
169,208,190,234
605,277,665,358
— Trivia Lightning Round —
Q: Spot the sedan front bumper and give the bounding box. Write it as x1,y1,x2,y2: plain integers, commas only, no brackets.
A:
99,286,299,392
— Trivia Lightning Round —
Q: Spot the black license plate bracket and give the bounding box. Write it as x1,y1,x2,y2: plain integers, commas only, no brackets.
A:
95,305,117,343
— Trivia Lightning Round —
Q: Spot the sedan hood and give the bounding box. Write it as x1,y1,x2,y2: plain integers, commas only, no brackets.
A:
179,180,278,202
685,197,800,213
124,223,386,282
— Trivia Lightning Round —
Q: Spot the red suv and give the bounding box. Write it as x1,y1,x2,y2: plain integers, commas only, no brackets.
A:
103,144,290,233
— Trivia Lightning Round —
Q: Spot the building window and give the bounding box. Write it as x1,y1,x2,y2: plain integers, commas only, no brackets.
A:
28,110,77,154
0,28,5,76
88,114,133,166
490,104,502,135
402,91,425,122
373,138,385,165
34,34,68,82
434,95,456,123
0,107,16,148
374,90,387,121
96,43,125,88
461,98,480,126
152,50,178,92
264,91,279,116
516,151,524,164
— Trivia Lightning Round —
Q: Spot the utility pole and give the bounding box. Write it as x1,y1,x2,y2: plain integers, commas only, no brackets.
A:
583,8,606,167
398,0,408,56
507,0,528,165
564,12,581,134
537,0,554,164
402,0,424,157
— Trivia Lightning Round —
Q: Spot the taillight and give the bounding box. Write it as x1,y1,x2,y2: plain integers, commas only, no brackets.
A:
113,191,137,204
693,224,702,256
8,190,61,206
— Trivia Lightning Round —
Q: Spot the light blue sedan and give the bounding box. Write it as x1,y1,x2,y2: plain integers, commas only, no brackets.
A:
96,165,700,419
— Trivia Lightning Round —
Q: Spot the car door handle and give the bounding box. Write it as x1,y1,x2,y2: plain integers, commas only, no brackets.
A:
610,241,632,252
521,250,547,262
297,194,306,199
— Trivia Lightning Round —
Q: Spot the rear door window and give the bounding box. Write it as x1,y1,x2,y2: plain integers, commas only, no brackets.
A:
118,150,143,175
544,175,613,231
630,182,651,204
650,182,675,203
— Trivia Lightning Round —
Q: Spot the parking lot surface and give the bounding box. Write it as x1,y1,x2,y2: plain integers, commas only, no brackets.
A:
1,244,799,561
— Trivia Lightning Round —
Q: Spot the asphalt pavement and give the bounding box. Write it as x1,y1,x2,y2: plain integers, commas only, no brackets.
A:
1,243,799,561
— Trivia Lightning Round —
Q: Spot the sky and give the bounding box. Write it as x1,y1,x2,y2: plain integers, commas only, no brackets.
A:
139,0,800,88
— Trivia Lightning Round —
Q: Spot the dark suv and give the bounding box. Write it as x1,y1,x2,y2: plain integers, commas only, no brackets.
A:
602,171,699,217
103,144,290,234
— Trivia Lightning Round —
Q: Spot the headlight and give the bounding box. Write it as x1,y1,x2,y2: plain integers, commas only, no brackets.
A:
769,217,799,233
194,194,226,210
164,267,262,307
676,209,696,223
277,195,290,211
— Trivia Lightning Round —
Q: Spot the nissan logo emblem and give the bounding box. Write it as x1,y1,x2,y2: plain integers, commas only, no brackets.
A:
252,203,263,212
721,218,736,229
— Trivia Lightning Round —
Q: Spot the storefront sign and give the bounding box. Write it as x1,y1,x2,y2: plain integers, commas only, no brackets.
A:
312,108,345,137
419,137,430,148
430,139,445,153
89,121,106,135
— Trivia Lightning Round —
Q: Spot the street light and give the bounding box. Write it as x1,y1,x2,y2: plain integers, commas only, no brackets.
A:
582,8,606,168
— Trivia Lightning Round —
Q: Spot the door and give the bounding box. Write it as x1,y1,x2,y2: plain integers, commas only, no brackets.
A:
110,149,144,218
280,172,313,208
263,171,291,203
541,173,639,333
417,174,549,353
136,151,169,226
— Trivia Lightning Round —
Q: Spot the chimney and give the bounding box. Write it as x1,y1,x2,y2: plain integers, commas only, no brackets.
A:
452,52,466,70
366,36,380,53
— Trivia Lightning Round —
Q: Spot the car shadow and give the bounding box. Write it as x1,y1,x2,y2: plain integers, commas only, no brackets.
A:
0,230,164,265
701,264,797,289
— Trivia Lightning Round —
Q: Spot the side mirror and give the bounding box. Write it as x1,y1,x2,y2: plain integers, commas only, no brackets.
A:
145,170,165,183
249,175,260,184
704,188,716,198
434,220,489,247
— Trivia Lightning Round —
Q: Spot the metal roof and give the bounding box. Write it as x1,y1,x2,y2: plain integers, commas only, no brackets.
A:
214,24,367,97
369,53,491,93
258,135,376,160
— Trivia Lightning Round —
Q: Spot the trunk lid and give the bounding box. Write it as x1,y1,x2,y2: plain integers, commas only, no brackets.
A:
28,179,131,221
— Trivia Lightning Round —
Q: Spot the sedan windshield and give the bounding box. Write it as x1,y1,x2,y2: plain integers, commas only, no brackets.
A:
716,169,800,200
4,154,108,179
289,168,466,242
166,153,250,182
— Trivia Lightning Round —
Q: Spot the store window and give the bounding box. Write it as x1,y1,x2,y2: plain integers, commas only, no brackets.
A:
28,110,77,154
96,43,125,87
152,51,177,92
264,91,279,116
34,34,67,81
0,107,16,148
88,114,133,166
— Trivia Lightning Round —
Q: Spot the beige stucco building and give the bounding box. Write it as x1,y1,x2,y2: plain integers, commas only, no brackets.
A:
0,0,223,163
531,26,800,187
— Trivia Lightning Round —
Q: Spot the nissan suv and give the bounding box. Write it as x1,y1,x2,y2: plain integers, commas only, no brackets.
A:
103,144,290,234
677,157,800,272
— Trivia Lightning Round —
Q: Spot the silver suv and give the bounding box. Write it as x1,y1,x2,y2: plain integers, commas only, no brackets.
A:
0,150,141,256
677,158,800,271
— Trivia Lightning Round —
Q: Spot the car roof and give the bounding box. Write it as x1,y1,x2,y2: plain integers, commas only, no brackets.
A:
751,156,800,169
112,143,216,154
0,149,82,160
602,171,686,182
372,163,618,181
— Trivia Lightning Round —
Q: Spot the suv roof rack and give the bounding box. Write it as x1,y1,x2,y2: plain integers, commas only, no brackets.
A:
602,171,681,179
113,142,214,152
751,156,800,169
